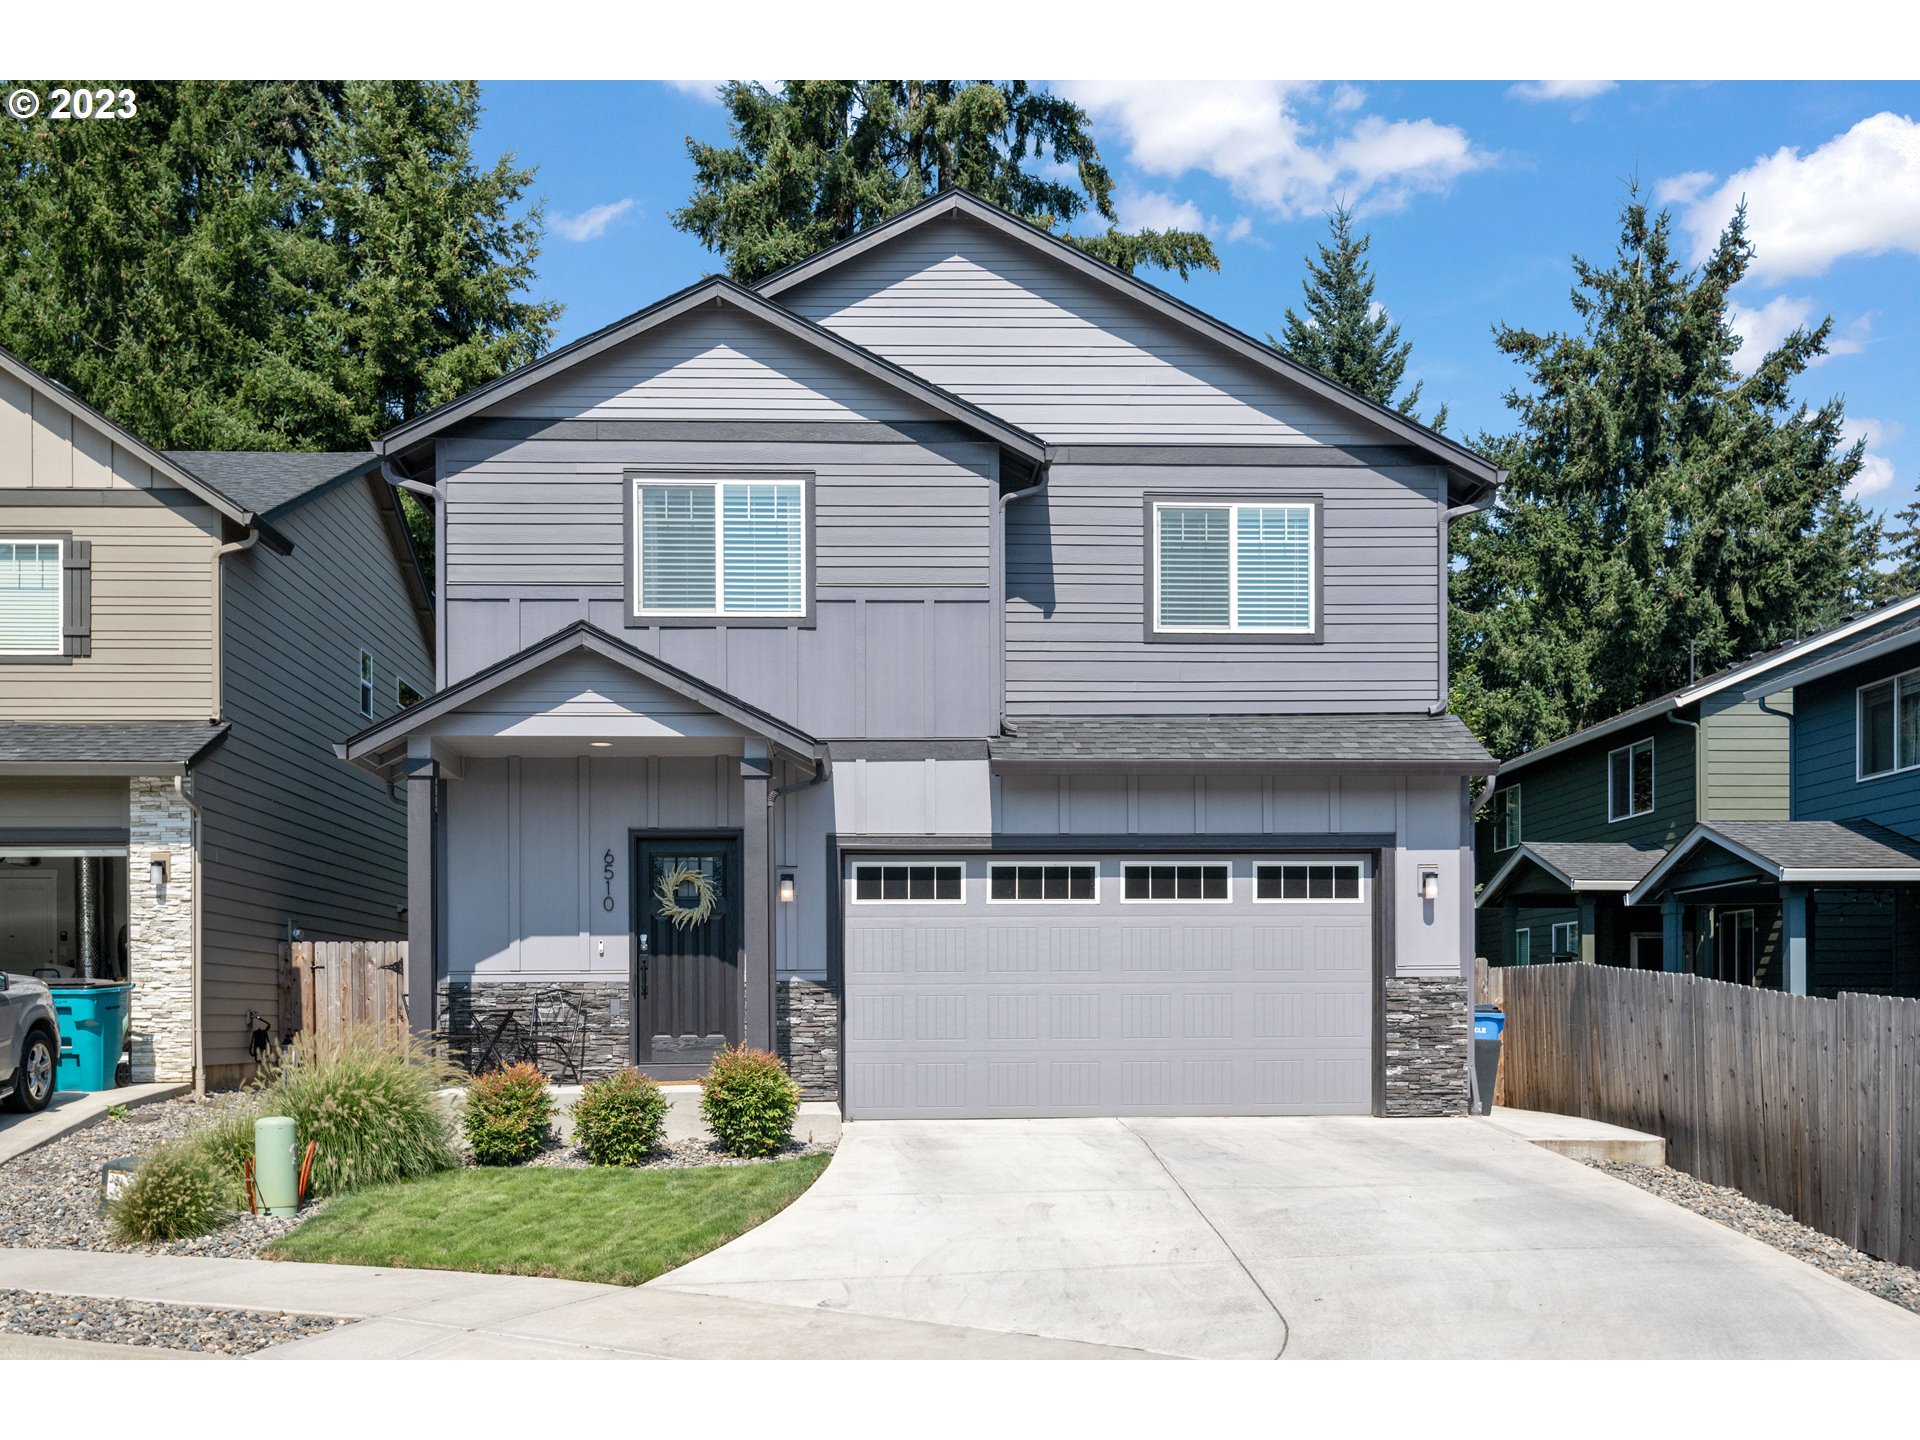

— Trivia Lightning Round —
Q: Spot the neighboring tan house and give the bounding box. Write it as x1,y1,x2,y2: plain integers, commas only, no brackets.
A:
1625,610,1920,998
339,189,1504,1121
0,347,432,1087
1476,593,1920,992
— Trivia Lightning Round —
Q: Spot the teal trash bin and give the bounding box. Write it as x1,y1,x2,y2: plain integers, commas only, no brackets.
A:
49,982,133,1092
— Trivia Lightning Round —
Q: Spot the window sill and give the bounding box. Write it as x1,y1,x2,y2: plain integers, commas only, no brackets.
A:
625,612,816,631
1144,628,1322,645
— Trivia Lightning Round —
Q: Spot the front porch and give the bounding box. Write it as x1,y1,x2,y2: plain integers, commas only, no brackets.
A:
1477,841,1667,969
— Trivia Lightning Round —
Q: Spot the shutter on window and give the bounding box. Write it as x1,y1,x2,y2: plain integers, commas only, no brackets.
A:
1156,507,1230,628
63,539,91,656
721,483,803,614
1236,506,1313,630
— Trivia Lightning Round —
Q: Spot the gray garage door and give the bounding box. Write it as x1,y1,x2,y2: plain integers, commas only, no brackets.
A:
840,853,1375,1119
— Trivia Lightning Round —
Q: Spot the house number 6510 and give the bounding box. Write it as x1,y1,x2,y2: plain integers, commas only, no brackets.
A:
602,849,616,912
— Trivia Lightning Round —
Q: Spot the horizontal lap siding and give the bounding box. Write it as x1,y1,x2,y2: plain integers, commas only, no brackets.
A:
1795,658,1920,839
195,477,430,1069
1005,461,1442,715
781,219,1385,445
1700,691,1794,820
440,435,997,738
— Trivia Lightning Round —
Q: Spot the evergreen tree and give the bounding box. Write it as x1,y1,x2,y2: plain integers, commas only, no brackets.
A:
0,81,558,574
1878,497,1920,601
1451,191,1884,759
1275,205,1444,428
673,81,1218,283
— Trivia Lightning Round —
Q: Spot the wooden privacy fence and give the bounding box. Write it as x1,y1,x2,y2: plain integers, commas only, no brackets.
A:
282,941,408,1040
1495,962,1920,1267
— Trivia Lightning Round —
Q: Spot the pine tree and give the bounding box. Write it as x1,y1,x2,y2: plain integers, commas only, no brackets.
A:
1878,498,1920,601
1451,191,1885,759
1275,205,1445,429
0,80,559,575
673,81,1218,283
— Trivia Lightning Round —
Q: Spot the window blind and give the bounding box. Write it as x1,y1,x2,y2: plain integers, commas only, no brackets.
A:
0,540,61,654
1235,505,1312,629
1156,507,1230,628
721,483,803,614
639,485,717,611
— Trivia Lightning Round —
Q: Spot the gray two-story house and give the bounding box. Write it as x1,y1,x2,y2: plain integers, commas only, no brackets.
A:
339,190,1503,1120
0,347,432,1087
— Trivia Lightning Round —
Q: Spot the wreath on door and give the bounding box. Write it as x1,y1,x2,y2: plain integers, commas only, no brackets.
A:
654,863,719,929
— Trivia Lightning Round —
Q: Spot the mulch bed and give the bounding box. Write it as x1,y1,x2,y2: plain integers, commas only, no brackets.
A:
1586,1159,1920,1316
0,1287,342,1354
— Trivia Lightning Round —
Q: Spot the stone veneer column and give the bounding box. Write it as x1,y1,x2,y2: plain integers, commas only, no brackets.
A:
1382,976,1469,1117
776,977,839,1101
127,776,195,1083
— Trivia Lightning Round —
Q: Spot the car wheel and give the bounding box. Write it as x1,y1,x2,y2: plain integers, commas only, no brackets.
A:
4,1028,57,1113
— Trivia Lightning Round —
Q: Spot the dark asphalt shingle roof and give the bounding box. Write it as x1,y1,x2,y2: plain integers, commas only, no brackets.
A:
0,722,228,767
165,451,377,518
1707,820,1920,871
1520,842,1667,885
991,713,1495,769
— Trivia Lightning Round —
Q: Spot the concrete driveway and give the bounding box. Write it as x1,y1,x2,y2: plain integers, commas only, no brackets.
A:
651,1116,1920,1360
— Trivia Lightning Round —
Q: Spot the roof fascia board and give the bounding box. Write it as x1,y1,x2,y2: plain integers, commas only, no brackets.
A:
1740,623,1920,698
1625,825,1779,904
1498,698,1681,774
755,191,1502,492
1476,847,1571,906
988,756,1491,776
374,279,1044,464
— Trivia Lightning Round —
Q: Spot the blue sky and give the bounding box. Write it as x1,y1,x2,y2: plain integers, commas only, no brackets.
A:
473,80,1920,517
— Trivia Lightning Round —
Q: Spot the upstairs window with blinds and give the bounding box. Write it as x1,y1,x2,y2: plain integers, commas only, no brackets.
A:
1152,501,1315,634
0,539,62,656
633,477,806,617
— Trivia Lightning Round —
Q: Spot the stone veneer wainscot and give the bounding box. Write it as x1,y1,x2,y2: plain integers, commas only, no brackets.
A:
1382,976,1470,1117
127,776,195,1084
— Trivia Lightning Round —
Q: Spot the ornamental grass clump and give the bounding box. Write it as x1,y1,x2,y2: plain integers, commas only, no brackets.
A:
463,1061,554,1166
570,1068,669,1166
259,1026,462,1196
700,1044,799,1157
108,1136,244,1242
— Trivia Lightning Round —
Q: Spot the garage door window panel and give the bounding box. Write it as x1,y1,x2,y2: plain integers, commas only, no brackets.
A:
988,863,1099,903
852,863,964,904
1255,862,1364,902
1122,863,1231,903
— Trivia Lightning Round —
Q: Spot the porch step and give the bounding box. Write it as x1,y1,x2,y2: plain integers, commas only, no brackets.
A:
1478,1106,1667,1166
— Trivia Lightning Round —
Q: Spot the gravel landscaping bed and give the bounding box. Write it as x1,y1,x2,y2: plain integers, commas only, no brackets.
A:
1587,1159,1920,1316
0,1094,315,1258
522,1133,836,1170
0,1287,342,1354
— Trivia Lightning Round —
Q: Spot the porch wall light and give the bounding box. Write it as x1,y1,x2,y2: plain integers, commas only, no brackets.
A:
150,853,170,893
778,871,797,904
1417,867,1440,903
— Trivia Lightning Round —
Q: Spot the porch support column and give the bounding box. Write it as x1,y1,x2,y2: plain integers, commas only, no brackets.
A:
1781,884,1810,996
404,738,441,1039
1578,896,1598,965
741,741,774,1051
1661,897,1685,973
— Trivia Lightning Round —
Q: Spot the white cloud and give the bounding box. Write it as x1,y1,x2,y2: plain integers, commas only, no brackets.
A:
1664,112,1920,281
1329,84,1366,114
665,80,721,101
1653,170,1716,207
1507,80,1617,102
550,197,637,243
1843,416,1902,497
1060,80,1489,220
1727,293,1868,373
1114,187,1255,247
1223,215,1253,244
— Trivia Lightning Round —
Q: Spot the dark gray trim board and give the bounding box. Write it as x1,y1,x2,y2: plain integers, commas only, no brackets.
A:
0,490,219,511
1054,444,1441,468
446,417,995,447
622,466,818,630
1140,493,1324,646
0,827,130,846
829,740,990,759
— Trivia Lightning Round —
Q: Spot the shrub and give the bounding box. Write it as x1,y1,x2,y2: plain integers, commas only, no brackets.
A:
700,1045,799,1157
109,1137,243,1242
463,1061,553,1166
257,1026,462,1196
570,1068,670,1166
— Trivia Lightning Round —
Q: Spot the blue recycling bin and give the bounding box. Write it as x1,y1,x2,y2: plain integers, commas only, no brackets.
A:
1472,1005,1504,1115
49,982,133,1092
1473,1006,1506,1042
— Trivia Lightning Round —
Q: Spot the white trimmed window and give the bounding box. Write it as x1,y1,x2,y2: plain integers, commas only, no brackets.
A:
1607,738,1655,821
1550,921,1578,958
1859,669,1920,779
1152,501,1314,634
397,677,424,708
634,477,805,617
1122,863,1231,902
851,863,963,904
358,649,375,718
1490,786,1522,852
0,538,62,655
988,862,1098,903
1254,861,1363,902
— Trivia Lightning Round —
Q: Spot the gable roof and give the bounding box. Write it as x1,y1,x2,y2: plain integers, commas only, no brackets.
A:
1624,819,1920,903
373,276,1047,466
1497,591,1920,775
336,620,824,776
164,451,379,519
1477,841,1666,907
0,345,293,553
1739,607,1920,697
0,720,228,777
990,713,1494,774
754,189,1504,500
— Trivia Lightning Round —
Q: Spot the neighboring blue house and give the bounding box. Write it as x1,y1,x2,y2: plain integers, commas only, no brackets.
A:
337,189,1506,1121
1628,612,1920,998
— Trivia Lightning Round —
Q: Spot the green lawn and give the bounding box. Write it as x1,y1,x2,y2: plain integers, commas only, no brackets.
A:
264,1154,830,1286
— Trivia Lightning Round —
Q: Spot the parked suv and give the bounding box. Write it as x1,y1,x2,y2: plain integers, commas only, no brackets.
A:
0,973,59,1113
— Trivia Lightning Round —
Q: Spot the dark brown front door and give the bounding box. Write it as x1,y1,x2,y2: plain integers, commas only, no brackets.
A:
633,837,741,1078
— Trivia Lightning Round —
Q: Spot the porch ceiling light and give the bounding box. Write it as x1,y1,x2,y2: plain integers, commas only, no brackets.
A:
590,741,612,748
1418,866,1440,903
779,872,796,904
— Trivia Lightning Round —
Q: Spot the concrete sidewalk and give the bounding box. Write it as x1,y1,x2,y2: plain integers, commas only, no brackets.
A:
0,1249,1144,1360
0,1084,188,1166
1475,1106,1667,1164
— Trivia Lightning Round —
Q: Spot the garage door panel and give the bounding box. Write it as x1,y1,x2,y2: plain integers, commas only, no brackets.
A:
842,854,1376,1119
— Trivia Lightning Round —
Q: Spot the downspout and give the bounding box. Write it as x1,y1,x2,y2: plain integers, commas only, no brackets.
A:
175,772,205,1096
1432,485,1497,718
210,528,259,722
996,461,1048,736
765,757,831,1038
1666,708,1702,820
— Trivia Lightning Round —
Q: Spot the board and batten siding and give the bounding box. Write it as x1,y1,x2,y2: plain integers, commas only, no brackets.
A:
1793,648,1920,838
192,475,430,1073
779,214,1390,445
0,376,221,719
1005,460,1446,715
1698,690,1796,821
